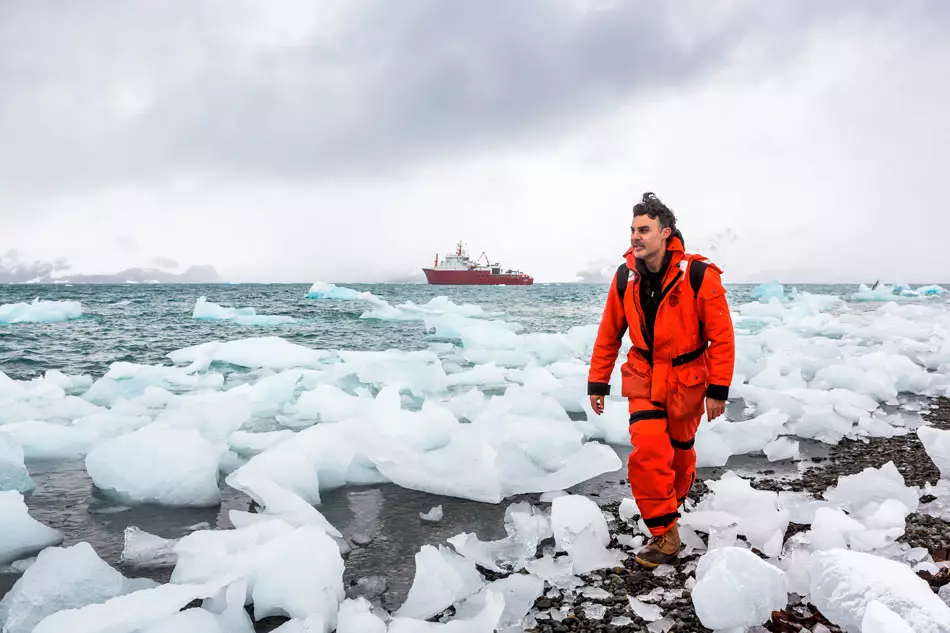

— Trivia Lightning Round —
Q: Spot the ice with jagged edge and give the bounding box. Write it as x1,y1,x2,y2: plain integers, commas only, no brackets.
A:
192,297,296,326
0,298,83,324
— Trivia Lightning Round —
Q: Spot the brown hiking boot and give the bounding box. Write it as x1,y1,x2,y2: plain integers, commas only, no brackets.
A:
634,524,681,568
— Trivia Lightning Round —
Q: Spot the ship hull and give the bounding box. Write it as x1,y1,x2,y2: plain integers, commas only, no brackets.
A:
422,269,534,285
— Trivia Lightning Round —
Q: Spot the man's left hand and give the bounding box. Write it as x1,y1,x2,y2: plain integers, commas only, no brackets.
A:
706,398,726,421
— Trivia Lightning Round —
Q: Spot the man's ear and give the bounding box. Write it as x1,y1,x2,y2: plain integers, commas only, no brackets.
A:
661,227,672,240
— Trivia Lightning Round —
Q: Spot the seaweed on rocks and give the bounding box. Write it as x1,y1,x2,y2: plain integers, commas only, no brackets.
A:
764,602,843,633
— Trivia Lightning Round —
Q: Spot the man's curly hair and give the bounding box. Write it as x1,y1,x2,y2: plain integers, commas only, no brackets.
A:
632,192,677,235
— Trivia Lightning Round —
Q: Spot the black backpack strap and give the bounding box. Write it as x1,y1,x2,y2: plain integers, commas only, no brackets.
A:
615,263,629,302
614,263,629,340
688,258,708,299
688,257,710,341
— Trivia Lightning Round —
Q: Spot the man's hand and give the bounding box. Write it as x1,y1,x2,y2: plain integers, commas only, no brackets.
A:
590,395,605,416
706,398,726,421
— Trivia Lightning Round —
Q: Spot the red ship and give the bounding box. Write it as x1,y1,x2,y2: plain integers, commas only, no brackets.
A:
423,242,534,285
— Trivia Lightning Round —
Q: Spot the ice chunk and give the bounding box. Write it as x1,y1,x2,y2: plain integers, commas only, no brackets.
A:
336,597,387,633
809,549,950,633
691,546,788,630
550,494,623,573
420,505,443,522
171,520,293,587
0,434,34,493
150,390,254,443
226,471,342,537
540,490,568,503
808,507,873,551
0,420,112,461
168,336,331,370
695,472,789,557
447,503,552,572
0,298,82,323
389,589,505,633
627,596,664,621
646,619,674,633
287,384,362,423
862,600,917,633
853,283,899,302
30,577,232,633
452,573,545,630
0,542,154,633
551,495,609,551
250,525,346,624
119,527,179,568
619,498,639,522
395,544,485,620
227,430,294,457
764,436,800,462
139,580,254,633
578,395,631,446
777,491,830,524
822,462,919,516
85,426,221,507
503,441,622,498
584,603,607,620
695,411,789,467
524,555,582,590
582,587,612,600
306,281,382,302
0,490,63,565
918,426,950,479
192,296,296,325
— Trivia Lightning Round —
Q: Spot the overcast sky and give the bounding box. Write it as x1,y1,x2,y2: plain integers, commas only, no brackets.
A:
2,0,949,283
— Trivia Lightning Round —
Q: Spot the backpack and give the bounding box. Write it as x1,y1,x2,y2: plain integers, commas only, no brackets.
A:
614,257,708,303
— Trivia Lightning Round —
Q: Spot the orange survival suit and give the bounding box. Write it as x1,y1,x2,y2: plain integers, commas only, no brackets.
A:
587,232,735,536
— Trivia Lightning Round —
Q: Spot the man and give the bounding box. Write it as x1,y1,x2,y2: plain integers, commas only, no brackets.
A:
588,192,735,568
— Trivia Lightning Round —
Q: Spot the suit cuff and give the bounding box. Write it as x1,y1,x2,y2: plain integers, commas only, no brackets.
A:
706,384,729,400
587,382,611,396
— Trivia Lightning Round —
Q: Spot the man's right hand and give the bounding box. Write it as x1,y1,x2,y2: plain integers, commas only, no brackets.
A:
590,395,605,416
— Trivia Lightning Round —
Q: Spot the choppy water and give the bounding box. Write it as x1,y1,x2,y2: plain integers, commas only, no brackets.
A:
0,282,885,381
0,280,946,611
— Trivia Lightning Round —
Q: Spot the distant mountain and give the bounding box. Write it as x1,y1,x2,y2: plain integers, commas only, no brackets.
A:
0,251,222,284
50,265,223,284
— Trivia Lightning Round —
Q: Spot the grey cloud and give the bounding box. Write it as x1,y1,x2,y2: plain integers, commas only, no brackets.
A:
0,250,71,283
3,0,941,195
150,256,180,270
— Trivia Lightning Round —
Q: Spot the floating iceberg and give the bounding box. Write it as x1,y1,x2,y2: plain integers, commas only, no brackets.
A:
0,434,34,493
168,337,331,370
751,280,786,302
85,426,222,507
0,298,83,324
0,542,156,633
0,490,63,565
192,296,296,325
306,281,382,303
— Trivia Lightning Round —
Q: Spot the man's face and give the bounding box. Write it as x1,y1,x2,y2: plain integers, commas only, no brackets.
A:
631,214,670,259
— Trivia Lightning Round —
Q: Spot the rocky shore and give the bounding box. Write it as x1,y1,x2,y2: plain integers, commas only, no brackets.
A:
242,397,950,632
503,397,950,633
